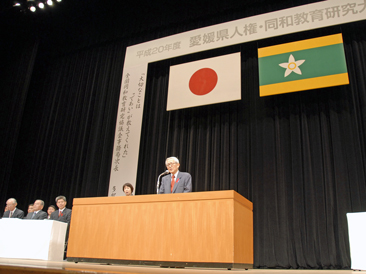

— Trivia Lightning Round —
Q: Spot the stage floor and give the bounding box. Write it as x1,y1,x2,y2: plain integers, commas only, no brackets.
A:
0,258,362,274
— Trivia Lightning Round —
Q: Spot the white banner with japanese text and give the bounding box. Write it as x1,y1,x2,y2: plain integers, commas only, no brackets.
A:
109,0,366,196
108,64,147,196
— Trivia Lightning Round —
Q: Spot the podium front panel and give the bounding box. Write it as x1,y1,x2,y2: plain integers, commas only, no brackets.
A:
67,190,253,266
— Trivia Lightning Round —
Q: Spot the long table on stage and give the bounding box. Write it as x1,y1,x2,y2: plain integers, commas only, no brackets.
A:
0,219,67,261
67,190,253,269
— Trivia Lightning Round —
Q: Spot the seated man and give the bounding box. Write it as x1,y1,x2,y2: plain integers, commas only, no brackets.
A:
2,198,24,219
50,196,72,224
25,200,48,219
159,156,192,194
50,195,72,259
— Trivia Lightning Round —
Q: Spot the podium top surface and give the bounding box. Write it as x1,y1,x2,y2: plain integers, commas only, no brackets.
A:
73,190,252,210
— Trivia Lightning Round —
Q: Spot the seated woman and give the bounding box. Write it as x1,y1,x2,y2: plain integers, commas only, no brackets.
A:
123,183,134,196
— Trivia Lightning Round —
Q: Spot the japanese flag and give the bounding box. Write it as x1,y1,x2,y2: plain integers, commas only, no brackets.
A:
166,52,241,111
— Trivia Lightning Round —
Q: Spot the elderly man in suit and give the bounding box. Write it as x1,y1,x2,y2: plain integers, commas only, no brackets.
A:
2,198,24,219
50,196,72,224
159,156,192,194
25,200,48,219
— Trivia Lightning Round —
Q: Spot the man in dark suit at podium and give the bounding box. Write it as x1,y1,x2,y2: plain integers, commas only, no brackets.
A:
25,200,47,219
2,198,24,219
159,157,192,194
50,196,72,224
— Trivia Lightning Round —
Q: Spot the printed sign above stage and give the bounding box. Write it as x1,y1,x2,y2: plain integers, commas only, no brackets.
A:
125,0,366,67
109,0,366,197
166,53,241,111
258,33,349,96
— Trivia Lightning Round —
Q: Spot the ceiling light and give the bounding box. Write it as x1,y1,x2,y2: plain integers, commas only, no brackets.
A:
11,0,61,13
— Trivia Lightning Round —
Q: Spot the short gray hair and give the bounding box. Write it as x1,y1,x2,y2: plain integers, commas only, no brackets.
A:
165,156,179,165
7,198,17,205
55,195,67,202
36,200,45,206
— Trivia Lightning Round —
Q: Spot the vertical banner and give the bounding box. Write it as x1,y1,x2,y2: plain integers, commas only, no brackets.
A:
108,64,148,196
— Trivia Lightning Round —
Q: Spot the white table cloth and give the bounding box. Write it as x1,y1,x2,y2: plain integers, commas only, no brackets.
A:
0,218,67,261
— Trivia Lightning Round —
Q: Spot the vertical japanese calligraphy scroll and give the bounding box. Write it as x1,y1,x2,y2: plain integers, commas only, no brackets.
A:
109,64,147,196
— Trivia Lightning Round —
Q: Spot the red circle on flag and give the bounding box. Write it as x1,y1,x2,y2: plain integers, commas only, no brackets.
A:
189,68,218,96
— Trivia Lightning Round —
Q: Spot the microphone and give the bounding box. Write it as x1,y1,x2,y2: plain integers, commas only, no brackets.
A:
156,170,170,194
159,170,170,176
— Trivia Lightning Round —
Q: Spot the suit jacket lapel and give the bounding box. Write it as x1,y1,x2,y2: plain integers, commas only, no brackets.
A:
172,175,181,193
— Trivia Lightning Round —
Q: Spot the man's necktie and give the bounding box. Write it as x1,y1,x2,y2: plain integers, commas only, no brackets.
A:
170,175,175,193
9,211,13,218
32,212,36,219
59,210,63,217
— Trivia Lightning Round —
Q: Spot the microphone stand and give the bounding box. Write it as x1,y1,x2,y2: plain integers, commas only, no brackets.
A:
156,171,169,194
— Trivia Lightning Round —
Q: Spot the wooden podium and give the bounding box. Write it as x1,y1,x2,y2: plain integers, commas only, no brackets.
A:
67,190,253,269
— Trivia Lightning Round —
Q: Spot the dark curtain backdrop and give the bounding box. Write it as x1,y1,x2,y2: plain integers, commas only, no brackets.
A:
1,0,366,269
0,31,39,209
136,24,366,268
4,41,128,206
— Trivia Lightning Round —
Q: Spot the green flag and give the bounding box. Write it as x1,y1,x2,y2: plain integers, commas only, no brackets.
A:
258,33,349,97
